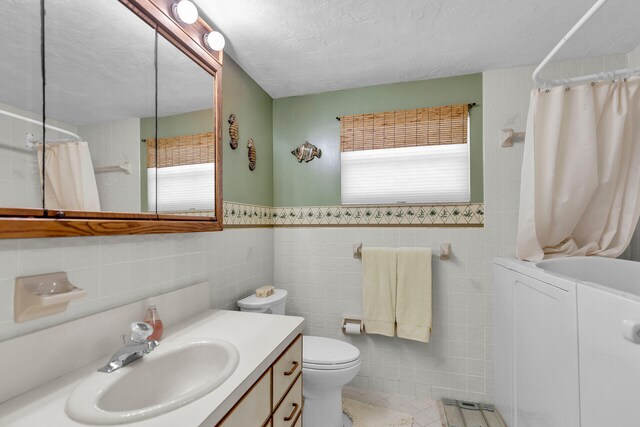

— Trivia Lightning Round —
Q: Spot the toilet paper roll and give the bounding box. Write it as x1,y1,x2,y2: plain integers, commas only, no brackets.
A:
344,322,362,335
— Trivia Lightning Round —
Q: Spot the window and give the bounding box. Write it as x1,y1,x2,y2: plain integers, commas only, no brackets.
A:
340,104,470,205
146,132,215,212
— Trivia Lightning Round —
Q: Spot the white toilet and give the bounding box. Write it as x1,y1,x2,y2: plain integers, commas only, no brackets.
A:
238,289,361,427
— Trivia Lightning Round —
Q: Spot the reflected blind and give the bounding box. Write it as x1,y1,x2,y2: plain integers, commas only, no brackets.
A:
340,104,468,151
146,132,214,168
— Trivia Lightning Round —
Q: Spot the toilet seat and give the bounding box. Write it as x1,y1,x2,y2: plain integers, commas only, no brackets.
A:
303,336,360,371
303,359,361,370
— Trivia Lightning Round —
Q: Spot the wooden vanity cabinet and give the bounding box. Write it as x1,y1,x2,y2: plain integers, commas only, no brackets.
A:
217,370,272,426
217,335,303,427
272,375,302,427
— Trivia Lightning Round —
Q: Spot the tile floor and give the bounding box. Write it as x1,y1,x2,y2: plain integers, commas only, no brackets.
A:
344,387,444,427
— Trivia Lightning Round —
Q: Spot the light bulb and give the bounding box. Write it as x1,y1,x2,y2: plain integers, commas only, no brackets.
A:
204,31,225,51
172,0,198,25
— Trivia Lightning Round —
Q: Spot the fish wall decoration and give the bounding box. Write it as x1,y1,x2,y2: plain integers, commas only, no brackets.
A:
291,141,322,163
228,114,239,149
247,138,256,171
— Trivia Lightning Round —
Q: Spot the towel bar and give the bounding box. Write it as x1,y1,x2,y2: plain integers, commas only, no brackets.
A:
353,242,451,260
501,128,525,148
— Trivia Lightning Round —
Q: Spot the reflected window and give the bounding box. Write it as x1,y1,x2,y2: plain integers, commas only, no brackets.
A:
145,129,215,213
147,162,214,212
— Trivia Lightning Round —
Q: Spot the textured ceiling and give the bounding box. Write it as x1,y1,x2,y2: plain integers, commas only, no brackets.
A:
198,0,640,98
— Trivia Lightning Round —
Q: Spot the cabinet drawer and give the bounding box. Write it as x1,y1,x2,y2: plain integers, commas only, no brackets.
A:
218,369,272,427
273,374,302,427
273,335,302,406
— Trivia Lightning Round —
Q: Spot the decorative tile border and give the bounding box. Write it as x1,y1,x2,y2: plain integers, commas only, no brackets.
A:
272,204,483,226
223,201,274,226
222,201,483,228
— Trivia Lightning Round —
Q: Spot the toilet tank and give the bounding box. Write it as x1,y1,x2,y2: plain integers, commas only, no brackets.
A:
237,289,287,314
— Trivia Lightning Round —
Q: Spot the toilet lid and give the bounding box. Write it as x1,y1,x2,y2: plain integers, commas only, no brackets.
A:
237,289,287,310
303,336,360,366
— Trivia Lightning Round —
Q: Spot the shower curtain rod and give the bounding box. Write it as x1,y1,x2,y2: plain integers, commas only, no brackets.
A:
533,0,640,87
0,108,82,147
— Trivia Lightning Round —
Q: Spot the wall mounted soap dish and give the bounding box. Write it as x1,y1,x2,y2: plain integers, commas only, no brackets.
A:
14,272,87,323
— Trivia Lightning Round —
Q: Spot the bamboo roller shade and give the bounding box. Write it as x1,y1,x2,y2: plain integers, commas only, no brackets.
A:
146,132,215,168
340,104,468,152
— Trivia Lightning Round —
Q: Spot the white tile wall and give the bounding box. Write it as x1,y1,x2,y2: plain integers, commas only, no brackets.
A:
274,226,490,403
274,53,628,404
0,228,274,341
79,118,142,213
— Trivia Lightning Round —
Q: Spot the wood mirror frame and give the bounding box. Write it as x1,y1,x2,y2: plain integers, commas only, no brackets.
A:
0,0,223,239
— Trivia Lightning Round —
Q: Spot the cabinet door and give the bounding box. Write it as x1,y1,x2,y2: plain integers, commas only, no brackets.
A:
273,374,302,427
218,370,271,427
273,335,302,407
513,274,579,427
578,284,640,427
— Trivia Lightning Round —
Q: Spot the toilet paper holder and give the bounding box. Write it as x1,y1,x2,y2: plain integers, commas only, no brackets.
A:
342,317,364,334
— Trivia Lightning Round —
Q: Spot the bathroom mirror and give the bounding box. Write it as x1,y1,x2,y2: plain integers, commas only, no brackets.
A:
148,32,216,217
44,0,157,216
0,0,44,212
0,0,223,237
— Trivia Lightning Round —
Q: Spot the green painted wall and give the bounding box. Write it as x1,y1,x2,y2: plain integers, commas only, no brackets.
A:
139,56,274,208
221,57,274,206
272,73,483,207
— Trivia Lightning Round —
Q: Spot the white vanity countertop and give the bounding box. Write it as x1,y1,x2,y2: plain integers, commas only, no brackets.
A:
0,310,305,427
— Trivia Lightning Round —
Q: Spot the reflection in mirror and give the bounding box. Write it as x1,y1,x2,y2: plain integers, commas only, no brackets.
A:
0,0,43,210
44,0,156,214
147,34,215,217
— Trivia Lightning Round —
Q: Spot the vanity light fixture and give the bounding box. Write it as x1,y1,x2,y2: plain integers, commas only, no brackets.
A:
172,0,199,25
204,31,225,51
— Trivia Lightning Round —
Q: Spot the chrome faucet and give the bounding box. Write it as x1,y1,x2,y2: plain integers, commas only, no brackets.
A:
98,322,159,373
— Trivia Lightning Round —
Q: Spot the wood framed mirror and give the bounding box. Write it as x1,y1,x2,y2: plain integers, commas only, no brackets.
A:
0,0,222,238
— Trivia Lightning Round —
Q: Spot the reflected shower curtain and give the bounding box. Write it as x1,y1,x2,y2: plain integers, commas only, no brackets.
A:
37,141,101,211
517,77,640,261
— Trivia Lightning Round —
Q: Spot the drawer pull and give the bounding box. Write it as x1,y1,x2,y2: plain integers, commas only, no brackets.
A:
284,402,299,421
284,361,299,376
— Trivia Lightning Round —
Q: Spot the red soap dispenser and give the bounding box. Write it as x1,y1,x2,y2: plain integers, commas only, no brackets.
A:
144,305,164,341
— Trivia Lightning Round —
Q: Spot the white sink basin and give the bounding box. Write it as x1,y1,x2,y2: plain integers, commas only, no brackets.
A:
65,338,239,425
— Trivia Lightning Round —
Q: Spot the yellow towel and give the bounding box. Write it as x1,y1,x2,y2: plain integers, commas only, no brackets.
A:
396,248,432,342
362,247,397,337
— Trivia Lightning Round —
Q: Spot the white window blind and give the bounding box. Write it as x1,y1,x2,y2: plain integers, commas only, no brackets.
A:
341,144,470,205
148,163,215,212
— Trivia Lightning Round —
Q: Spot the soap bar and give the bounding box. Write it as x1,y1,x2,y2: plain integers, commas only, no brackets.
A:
256,285,275,298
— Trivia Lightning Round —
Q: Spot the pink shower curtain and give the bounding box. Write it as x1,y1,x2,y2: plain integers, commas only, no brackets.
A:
517,77,640,261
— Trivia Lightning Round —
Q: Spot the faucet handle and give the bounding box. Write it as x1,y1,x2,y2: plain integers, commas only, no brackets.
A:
130,322,154,343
